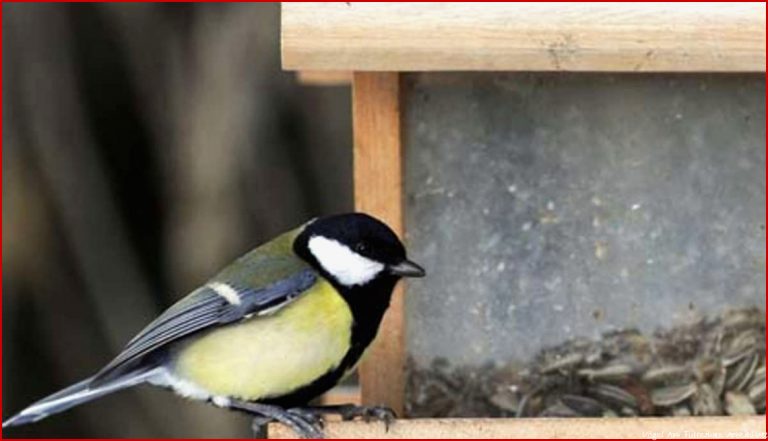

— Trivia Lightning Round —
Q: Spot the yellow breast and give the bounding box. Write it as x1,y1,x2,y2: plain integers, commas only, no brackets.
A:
173,279,353,400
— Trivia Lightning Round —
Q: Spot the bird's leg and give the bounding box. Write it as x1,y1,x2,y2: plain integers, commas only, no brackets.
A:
227,399,325,439
291,404,396,429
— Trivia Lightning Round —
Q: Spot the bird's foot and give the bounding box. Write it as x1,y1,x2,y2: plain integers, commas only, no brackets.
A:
228,399,324,439
294,404,396,430
337,404,396,425
287,408,326,429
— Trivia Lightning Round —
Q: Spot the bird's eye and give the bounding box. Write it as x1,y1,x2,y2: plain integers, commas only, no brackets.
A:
354,242,367,253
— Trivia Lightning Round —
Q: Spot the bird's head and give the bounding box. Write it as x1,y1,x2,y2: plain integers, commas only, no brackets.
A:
294,213,425,288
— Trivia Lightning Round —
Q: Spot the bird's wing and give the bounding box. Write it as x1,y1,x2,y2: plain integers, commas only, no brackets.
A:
91,268,317,385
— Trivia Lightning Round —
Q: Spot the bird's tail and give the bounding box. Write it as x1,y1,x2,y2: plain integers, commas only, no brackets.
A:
2,368,159,428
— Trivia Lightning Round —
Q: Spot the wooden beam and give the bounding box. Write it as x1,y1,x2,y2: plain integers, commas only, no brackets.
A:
296,70,351,86
320,385,361,406
352,72,405,415
269,416,766,439
282,3,766,72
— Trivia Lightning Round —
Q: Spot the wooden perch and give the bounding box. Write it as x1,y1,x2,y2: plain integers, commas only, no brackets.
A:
269,416,766,439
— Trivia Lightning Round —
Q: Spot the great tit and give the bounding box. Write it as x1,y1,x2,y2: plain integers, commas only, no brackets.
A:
3,213,425,438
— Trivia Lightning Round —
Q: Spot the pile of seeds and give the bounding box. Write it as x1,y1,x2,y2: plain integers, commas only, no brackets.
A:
406,307,765,418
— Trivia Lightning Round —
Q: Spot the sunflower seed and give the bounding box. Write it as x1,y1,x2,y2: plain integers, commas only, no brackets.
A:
651,383,697,407
722,309,763,332
642,365,691,385
692,384,722,416
748,379,765,405
561,394,610,417
711,364,727,395
724,330,759,359
541,352,584,374
539,401,580,417
726,353,759,391
751,365,765,385
723,346,755,368
725,391,756,415
619,406,638,417
672,404,692,416
577,364,634,382
489,390,519,412
692,357,720,383
515,391,534,418
587,384,638,410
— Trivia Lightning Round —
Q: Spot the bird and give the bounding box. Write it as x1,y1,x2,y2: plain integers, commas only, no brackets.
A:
3,212,425,438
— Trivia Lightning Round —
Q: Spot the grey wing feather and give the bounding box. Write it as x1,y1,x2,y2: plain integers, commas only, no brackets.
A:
91,269,317,386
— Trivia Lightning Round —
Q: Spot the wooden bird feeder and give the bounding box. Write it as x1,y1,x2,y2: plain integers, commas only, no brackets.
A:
277,3,766,438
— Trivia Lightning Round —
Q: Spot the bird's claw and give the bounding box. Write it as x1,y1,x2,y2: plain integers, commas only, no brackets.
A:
228,400,324,439
275,404,397,435
306,404,395,432
272,410,324,439
251,413,323,439
288,408,326,429
339,405,396,426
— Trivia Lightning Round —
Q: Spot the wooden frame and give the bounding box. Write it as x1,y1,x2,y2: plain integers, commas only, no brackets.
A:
296,70,351,86
280,3,767,438
283,3,766,72
270,416,765,439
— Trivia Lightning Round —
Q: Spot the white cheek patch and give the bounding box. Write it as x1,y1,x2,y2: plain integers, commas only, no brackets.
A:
308,236,385,287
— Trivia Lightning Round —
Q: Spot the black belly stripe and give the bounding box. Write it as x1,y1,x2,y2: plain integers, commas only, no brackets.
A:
260,276,397,408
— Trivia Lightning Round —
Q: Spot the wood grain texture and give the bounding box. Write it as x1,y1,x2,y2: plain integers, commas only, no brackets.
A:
269,416,766,439
352,72,405,415
296,70,351,86
320,385,361,406
282,3,766,72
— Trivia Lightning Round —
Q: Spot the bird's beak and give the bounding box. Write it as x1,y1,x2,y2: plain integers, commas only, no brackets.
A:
389,259,426,278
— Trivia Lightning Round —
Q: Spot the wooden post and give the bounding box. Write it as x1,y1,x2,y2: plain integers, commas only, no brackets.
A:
352,72,405,414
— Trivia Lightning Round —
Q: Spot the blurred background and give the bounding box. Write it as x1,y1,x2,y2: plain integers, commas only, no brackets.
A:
4,3,352,437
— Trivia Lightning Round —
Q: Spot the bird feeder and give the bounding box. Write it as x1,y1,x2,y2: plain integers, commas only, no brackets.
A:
278,3,765,438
